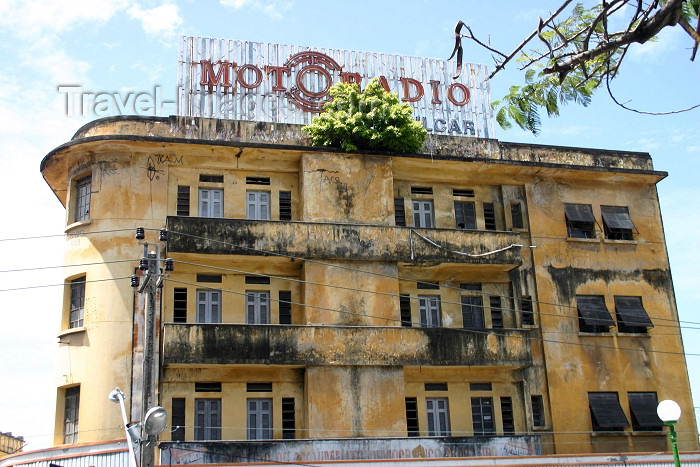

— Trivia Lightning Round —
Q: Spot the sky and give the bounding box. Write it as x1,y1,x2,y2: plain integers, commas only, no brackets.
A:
0,0,698,451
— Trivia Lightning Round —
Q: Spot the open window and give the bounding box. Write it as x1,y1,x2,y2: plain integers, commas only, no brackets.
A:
614,296,653,333
628,392,663,431
577,295,614,333
565,204,597,238
601,206,636,240
589,392,629,431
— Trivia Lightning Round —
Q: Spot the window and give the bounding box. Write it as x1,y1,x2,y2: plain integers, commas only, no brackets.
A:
246,176,270,185
483,203,496,230
171,398,186,442
394,198,406,226
197,274,222,283
177,186,190,216
455,201,476,229
247,382,272,392
565,203,596,238
199,189,223,218
195,382,222,392
489,296,503,328
173,288,187,323
425,382,448,391
614,296,653,333
74,176,91,222
279,192,292,221
246,291,270,324
247,191,270,220
501,397,515,434
399,294,412,327
69,277,85,328
510,203,524,229
413,200,434,228
471,397,495,435
248,398,273,440
245,275,270,284
601,206,635,240
521,296,535,326
282,398,296,439
418,296,441,327
588,392,629,431
426,398,450,436
628,392,663,431
470,382,492,391
197,290,221,323
411,187,433,195
531,395,545,427
453,188,474,198
64,386,80,444
405,398,419,436
417,281,439,290
576,295,614,333
461,296,484,329
279,291,292,325
200,174,224,183
194,398,221,440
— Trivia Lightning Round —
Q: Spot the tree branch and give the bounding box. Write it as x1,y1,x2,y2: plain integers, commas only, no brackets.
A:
484,0,575,79
544,0,686,80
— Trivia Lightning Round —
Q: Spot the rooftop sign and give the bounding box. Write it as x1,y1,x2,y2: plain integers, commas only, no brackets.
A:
178,36,495,138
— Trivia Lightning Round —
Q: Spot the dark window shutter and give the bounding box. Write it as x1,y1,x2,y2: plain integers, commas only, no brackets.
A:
171,398,186,442
483,203,496,230
174,288,187,323
177,186,190,216
282,398,295,439
279,291,292,324
405,398,419,436
394,198,406,226
400,294,412,327
501,397,515,434
279,192,292,221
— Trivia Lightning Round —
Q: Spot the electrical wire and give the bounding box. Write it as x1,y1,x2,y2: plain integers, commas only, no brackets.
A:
170,258,700,332
162,277,700,357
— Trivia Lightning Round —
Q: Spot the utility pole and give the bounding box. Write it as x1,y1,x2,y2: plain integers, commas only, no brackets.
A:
133,227,173,467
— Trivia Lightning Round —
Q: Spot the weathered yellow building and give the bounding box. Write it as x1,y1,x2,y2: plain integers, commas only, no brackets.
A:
40,115,698,463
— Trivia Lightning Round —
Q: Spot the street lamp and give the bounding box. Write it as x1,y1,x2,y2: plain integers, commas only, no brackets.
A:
109,387,167,467
657,399,682,467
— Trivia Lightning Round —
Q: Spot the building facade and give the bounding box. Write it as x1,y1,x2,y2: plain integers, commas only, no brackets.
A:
39,115,698,463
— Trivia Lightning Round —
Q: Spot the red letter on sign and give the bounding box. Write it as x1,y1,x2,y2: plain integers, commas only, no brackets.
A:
237,64,263,89
340,72,362,90
429,80,442,104
400,77,424,102
378,76,392,93
265,65,291,92
447,83,470,106
200,60,234,93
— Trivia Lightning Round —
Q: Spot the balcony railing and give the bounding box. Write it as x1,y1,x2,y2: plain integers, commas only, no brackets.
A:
166,216,523,265
160,435,543,464
163,323,532,367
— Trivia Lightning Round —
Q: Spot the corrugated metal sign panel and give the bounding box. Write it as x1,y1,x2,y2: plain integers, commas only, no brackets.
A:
178,36,495,139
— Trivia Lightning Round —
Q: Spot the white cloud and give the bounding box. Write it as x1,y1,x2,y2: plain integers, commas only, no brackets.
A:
0,0,130,40
127,2,182,36
220,0,292,19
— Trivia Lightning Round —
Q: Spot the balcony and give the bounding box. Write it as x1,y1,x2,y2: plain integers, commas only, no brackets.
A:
166,216,522,265
162,323,532,367
160,436,543,464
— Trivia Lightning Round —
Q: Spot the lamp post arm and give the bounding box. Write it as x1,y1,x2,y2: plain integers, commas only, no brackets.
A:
115,390,139,467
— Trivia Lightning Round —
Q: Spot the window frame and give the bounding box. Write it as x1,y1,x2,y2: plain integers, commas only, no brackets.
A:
461,295,484,329
418,295,441,327
454,200,476,230
246,291,270,324
588,392,629,432
198,188,223,218
247,398,273,440
194,398,222,440
412,200,435,228
426,397,450,436
246,190,271,220
73,175,92,222
69,277,86,329
471,397,495,435
601,205,636,240
628,392,663,431
196,289,221,324
63,386,80,444
564,203,597,239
